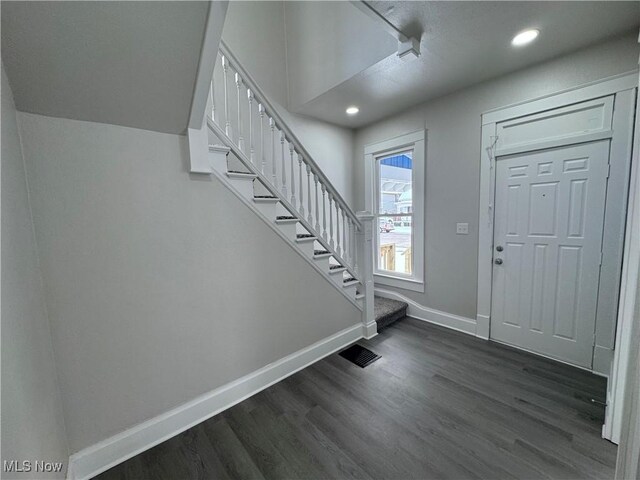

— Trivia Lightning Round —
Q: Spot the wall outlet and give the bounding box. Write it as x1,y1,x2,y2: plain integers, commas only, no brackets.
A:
456,223,469,235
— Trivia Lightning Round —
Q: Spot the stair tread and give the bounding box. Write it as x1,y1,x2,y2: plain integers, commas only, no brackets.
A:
343,277,357,283
329,265,344,270
227,170,254,175
296,234,315,238
277,216,297,220
254,195,277,199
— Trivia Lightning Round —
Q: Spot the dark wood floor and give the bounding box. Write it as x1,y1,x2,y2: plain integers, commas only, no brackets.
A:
97,317,616,480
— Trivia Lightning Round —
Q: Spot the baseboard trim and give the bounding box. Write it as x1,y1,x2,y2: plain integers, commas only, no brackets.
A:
374,288,477,337
363,320,378,339
67,324,363,480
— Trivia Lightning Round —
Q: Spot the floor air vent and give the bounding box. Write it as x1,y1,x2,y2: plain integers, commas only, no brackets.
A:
339,344,381,368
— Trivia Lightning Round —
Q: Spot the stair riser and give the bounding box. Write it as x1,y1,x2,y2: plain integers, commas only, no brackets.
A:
343,284,357,299
253,202,278,219
296,241,316,258
209,150,229,174
314,257,330,272
227,178,255,200
275,222,297,240
329,273,345,286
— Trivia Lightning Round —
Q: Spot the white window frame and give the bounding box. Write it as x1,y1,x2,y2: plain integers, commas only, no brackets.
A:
365,130,425,293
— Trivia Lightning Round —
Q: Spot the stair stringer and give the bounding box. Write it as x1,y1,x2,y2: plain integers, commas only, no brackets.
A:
206,144,363,311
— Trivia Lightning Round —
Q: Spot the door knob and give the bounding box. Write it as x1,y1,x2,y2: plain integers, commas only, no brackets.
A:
496,245,504,252
495,258,503,265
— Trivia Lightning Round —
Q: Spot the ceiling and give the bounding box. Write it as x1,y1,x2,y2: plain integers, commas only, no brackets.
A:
294,1,639,128
1,1,211,134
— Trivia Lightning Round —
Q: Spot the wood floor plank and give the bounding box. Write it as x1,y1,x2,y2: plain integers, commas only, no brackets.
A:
96,317,615,480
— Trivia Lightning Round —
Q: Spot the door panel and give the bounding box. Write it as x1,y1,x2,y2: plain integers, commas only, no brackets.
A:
491,141,609,368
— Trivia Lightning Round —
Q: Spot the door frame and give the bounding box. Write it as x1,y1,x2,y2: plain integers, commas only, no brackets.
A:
476,72,638,371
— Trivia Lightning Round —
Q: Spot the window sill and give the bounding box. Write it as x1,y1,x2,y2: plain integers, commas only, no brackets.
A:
374,273,425,293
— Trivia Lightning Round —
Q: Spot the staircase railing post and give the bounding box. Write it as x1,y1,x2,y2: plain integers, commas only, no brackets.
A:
357,211,377,339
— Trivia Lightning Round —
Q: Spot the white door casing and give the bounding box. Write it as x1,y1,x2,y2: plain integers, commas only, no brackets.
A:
491,141,610,368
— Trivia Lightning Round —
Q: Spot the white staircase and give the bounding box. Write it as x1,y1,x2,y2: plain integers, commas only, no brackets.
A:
195,41,376,330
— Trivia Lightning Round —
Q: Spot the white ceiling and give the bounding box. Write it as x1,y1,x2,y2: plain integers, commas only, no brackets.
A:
294,1,639,128
1,2,210,134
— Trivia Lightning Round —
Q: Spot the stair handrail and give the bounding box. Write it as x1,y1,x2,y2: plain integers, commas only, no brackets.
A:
218,40,362,230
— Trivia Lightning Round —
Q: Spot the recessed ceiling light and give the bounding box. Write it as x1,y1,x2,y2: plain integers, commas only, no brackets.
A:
511,29,539,47
346,106,359,115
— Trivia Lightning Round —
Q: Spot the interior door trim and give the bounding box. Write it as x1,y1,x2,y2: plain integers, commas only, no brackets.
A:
476,73,637,374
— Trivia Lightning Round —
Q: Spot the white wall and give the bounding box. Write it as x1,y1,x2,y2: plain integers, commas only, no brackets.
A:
284,1,396,109
221,1,357,207
1,64,69,477
275,102,356,207
1,1,210,135
354,32,639,321
221,1,288,108
17,112,361,454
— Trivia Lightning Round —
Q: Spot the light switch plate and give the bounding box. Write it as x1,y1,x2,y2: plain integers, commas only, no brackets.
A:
456,223,469,235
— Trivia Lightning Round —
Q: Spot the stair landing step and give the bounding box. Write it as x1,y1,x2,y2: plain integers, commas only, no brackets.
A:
374,296,408,330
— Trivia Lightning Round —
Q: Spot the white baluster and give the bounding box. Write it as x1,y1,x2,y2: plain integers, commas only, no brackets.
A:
281,133,287,197
329,194,334,249
314,175,320,233
348,219,354,268
349,220,358,273
259,104,265,175
221,55,231,138
270,118,277,187
306,164,313,224
336,204,341,257
298,154,305,216
209,80,215,122
235,72,244,151
247,89,254,164
290,144,296,206
342,211,347,262
321,185,327,241
352,220,357,270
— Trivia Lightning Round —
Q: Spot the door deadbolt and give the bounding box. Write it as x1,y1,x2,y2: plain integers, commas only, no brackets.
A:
494,258,503,265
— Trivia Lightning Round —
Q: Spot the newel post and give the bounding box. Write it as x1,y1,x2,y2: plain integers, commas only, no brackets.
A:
357,211,377,339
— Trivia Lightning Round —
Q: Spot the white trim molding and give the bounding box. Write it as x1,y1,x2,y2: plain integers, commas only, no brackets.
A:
606,66,640,447
67,324,363,480
477,72,637,378
375,288,477,337
364,130,426,293
187,1,229,129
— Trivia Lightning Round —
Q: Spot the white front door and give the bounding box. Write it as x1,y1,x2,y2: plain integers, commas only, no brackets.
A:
490,140,610,368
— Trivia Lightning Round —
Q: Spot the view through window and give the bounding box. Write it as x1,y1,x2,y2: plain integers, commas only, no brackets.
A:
376,150,413,276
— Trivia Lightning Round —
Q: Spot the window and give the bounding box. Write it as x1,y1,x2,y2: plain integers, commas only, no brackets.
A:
376,150,414,276
365,131,425,292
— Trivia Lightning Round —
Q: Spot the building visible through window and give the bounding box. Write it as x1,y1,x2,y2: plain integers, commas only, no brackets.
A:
376,151,413,275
